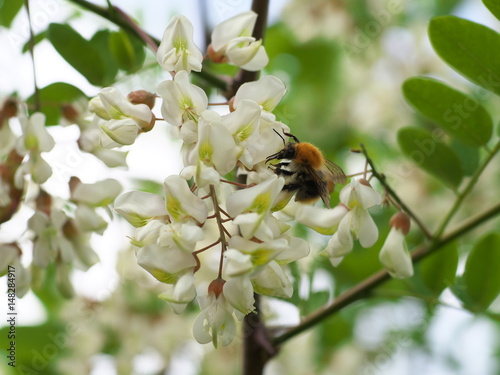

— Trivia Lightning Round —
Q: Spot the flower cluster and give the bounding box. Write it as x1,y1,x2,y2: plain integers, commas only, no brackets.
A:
0,99,123,298
100,11,415,347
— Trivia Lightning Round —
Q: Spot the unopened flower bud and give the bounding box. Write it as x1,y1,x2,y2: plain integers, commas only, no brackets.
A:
61,104,80,123
389,212,411,235
2,98,18,119
206,44,227,64
359,178,371,187
62,219,79,238
127,90,156,110
69,176,81,194
208,277,225,298
36,190,52,216
228,96,236,112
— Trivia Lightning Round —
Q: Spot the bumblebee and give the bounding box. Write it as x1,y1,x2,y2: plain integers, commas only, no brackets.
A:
266,132,347,208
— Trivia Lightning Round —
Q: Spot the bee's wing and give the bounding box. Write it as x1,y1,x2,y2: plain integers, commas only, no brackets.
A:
305,164,333,208
324,159,347,185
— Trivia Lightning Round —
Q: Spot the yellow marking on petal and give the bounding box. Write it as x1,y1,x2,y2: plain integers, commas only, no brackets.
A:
198,140,213,162
150,269,178,284
236,123,253,142
248,192,271,214
107,106,125,120
250,249,274,266
166,193,187,222
25,133,39,150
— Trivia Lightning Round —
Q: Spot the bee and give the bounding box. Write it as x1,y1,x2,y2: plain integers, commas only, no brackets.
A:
266,132,347,208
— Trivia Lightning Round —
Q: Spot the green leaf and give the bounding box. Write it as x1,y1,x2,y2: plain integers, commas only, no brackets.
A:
397,127,463,189
27,82,87,125
22,31,47,53
47,23,107,86
450,139,480,176
90,29,119,85
429,16,500,97
109,29,146,73
417,242,458,296
463,233,500,310
0,0,23,28
402,77,493,146
483,0,500,21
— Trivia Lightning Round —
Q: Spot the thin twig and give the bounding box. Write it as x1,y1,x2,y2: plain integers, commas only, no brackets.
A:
193,239,221,255
25,0,40,111
220,179,249,188
209,185,228,278
346,170,373,178
433,139,500,241
360,144,433,240
272,202,500,346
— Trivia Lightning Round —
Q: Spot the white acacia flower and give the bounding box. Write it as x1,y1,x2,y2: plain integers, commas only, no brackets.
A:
77,120,128,167
136,244,197,284
226,175,285,240
379,212,413,279
13,154,51,188
0,119,16,156
11,257,30,298
232,75,287,113
158,222,205,252
326,179,381,258
251,260,293,298
74,205,108,235
274,235,310,264
209,11,268,71
159,272,197,313
224,235,287,277
56,262,75,298
193,279,237,347
90,87,153,146
17,112,54,154
157,70,208,126
224,276,255,315
164,175,208,224
63,222,99,270
114,191,168,227
28,210,74,268
187,112,239,175
222,99,261,169
181,163,221,189
15,112,54,185
100,118,141,146
0,244,19,275
296,204,349,235
157,15,203,73
71,179,122,207
227,175,284,217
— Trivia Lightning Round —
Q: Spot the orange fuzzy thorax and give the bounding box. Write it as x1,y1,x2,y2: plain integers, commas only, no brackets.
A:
294,143,324,169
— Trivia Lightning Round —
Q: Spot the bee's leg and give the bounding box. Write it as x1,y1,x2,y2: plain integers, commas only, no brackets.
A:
274,162,293,177
282,183,301,192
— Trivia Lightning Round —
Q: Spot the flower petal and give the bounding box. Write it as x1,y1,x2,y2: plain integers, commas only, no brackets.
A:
379,228,413,279
114,191,168,227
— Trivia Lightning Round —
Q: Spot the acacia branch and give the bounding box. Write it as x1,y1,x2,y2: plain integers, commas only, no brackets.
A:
66,0,227,90
360,144,433,239
272,202,500,346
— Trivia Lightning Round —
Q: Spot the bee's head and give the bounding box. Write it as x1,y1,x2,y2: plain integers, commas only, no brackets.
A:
266,130,300,162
